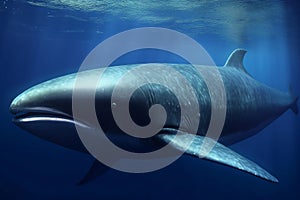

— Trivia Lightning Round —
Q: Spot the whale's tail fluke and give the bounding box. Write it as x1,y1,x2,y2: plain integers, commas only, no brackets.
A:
289,85,298,114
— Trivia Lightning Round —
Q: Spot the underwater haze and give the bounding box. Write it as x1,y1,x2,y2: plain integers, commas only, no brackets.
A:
1,0,300,199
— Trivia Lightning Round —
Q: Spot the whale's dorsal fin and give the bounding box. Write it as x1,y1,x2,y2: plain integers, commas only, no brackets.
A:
224,49,250,75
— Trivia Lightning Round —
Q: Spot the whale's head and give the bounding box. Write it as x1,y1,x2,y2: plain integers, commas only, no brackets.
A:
9,67,166,152
9,72,94,152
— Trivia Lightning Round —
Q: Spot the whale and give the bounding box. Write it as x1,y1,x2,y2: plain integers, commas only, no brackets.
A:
10,49,298,184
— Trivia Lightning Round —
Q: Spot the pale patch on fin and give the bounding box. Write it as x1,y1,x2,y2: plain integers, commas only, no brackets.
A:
157,129,278,182
224,49,251,76
77,160,110,185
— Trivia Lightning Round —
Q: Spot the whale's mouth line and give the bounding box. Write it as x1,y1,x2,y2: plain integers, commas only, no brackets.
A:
11,107,90,128
14,110,72,121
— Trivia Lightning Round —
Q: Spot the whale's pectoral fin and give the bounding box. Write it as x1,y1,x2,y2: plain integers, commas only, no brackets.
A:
77,159,110,185
157,129,278,182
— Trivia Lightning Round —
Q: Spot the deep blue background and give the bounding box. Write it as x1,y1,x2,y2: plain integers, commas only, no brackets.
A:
1,1,300,199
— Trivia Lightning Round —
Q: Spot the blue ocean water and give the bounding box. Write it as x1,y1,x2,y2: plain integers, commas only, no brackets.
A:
1,0,300,199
